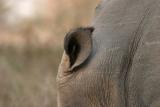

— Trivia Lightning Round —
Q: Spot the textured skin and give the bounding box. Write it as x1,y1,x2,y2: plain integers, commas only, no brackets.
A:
57,0,160,107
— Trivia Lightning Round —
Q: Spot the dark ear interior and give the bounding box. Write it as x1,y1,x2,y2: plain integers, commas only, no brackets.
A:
65,37,80,67
64,27,94,70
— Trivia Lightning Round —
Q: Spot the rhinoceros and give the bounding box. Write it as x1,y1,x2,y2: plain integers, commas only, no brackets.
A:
57,0,160,107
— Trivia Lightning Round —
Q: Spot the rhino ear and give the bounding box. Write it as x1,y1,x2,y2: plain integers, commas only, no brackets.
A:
64,27,94,71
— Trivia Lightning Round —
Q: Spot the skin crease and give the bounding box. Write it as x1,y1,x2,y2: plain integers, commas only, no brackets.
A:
57,0,160,107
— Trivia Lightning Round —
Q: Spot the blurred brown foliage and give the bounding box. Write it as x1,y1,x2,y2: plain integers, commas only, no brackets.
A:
0,0,99,107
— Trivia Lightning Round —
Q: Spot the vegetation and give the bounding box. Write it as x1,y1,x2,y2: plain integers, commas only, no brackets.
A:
0,47,62,107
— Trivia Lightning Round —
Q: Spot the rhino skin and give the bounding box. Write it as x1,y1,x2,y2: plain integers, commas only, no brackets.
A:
57,0,160,107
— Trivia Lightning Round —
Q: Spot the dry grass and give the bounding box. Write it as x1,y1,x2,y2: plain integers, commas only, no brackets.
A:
0,47,62,107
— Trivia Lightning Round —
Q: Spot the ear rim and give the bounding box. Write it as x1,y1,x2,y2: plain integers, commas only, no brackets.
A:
64,27,94,71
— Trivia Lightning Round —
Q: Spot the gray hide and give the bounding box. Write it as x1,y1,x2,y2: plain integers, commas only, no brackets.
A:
57,0,160,107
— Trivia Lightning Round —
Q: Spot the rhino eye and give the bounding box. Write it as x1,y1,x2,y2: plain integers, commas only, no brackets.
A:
64,27,94,70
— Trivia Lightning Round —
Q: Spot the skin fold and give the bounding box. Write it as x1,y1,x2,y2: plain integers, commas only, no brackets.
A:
57,0,160,107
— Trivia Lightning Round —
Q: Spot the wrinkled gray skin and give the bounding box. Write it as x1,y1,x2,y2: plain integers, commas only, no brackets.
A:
57,0,160,107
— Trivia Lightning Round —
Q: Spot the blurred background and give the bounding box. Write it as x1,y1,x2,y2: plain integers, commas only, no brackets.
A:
0,0,99,107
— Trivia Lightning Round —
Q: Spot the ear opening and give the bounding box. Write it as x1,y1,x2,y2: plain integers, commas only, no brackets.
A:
64,27,94,71
66,37,80,67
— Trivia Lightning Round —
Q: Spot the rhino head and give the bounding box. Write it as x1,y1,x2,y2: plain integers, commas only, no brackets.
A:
57,0,160,107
